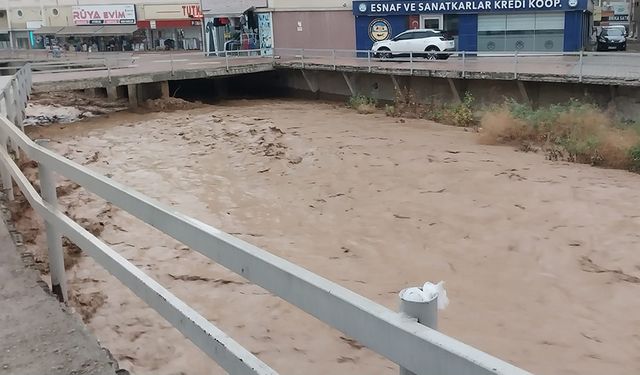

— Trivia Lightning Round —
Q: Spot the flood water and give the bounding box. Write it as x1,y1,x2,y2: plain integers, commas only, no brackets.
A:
24,99,640,375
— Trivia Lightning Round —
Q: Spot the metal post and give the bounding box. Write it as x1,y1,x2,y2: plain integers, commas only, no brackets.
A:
462,50,466,79
225,50,229,72
367,50,372,73
513,50,518,79
170,50,175,76
301,48,305,69
332,49,336,70
107,63,112,83
398,286,438,375
409,51,413,75
579,50,584,82
36,139,68,303
0,132,13,201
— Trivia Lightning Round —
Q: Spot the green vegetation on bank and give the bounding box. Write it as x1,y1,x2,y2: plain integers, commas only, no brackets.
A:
346,91,640,173
480,99,640,172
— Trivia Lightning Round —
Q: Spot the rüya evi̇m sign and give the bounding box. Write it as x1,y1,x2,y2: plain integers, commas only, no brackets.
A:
72,5,137,25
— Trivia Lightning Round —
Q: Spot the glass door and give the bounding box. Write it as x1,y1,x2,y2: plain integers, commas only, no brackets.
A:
420,14,443,30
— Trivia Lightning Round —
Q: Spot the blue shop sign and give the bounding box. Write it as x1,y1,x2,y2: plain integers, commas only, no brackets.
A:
353,0,589,15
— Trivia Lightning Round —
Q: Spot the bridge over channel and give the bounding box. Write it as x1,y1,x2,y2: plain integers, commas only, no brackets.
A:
2,49,638,108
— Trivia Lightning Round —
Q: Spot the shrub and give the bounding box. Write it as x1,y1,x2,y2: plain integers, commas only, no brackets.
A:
347,95,377,114
479,99,640,172
384,104,397,117
629,143,640,172
450,92,475,127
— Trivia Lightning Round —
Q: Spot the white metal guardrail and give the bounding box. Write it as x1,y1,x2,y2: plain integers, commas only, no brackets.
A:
0,64,533,375
12,47,639,85
272,48,640,82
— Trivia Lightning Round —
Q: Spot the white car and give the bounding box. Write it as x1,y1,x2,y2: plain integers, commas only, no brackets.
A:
372,29,455,60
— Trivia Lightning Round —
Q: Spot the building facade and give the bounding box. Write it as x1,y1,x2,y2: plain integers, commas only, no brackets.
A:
0,0,204,51
353,0,594,52
200,0,356,53
268,0,356,50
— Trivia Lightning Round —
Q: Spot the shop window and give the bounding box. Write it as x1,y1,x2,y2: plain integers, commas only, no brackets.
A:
478,13,564,52
534,13,564,52
478,14,507,51
444,15,460,49
507,14,535,51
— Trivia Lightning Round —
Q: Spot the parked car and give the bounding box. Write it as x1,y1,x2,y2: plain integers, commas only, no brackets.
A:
597,27,627,51
372,29,455,60
607,25,628,37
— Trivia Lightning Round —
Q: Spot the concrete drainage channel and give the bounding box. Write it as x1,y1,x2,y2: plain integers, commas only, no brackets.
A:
0,64,540,374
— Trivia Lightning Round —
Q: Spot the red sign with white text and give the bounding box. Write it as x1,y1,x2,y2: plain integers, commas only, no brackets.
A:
182,4,203,19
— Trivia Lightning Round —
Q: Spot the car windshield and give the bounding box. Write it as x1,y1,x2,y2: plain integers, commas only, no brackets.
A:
603,28,623,36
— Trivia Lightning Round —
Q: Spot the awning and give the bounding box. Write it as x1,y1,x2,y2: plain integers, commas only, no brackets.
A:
31,25,139,37
33,26,64,35
93,25,139,36
56,26,103,36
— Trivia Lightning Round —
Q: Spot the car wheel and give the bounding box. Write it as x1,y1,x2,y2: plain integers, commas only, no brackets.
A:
424,46,439,60
377,48,392,59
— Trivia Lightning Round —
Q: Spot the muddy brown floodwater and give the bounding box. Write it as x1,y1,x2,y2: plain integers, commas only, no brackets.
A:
24,99,640,375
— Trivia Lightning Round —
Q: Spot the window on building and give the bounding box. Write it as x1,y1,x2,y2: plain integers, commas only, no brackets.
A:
478,13,564,52
52,9,59,16
17,9,23,17
443,15,460,48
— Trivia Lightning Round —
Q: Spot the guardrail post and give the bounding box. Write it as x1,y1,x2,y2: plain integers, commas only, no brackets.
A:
170,50,175,76
462,51,466,79
301,48,305,69
513,50,518,79
398,285,439,375
225,50,229,72
367,50,372,73
0,132,13,201
106,57,112,83
332,49,336,70
36,139,68,303
579,50,584,83
409,51,414,75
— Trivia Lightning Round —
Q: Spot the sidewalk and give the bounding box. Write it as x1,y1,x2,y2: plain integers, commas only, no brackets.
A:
0,220,117,375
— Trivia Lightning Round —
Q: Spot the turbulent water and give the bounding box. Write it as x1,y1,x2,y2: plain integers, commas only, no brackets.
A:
20,99,640,375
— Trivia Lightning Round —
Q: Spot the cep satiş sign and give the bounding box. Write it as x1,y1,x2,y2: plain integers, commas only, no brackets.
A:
353,0,584,14
72,5,137,25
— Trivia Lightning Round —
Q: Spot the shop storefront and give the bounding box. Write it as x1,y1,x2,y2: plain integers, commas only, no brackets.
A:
138,4,204,51
201,0,268,53
63,4,142,52
352,0,593,52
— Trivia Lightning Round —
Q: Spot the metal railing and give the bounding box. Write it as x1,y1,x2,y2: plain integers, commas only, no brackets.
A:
0,64,533,375
20,47,640,87
272,48,640,83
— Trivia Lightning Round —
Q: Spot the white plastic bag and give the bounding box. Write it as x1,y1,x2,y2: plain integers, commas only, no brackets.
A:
422,281,449,310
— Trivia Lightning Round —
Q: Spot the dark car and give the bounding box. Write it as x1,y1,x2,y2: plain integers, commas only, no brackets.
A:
597,28,626,51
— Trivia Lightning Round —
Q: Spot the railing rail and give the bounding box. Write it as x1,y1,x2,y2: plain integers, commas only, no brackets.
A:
12,47,640,86
0,64,533,375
